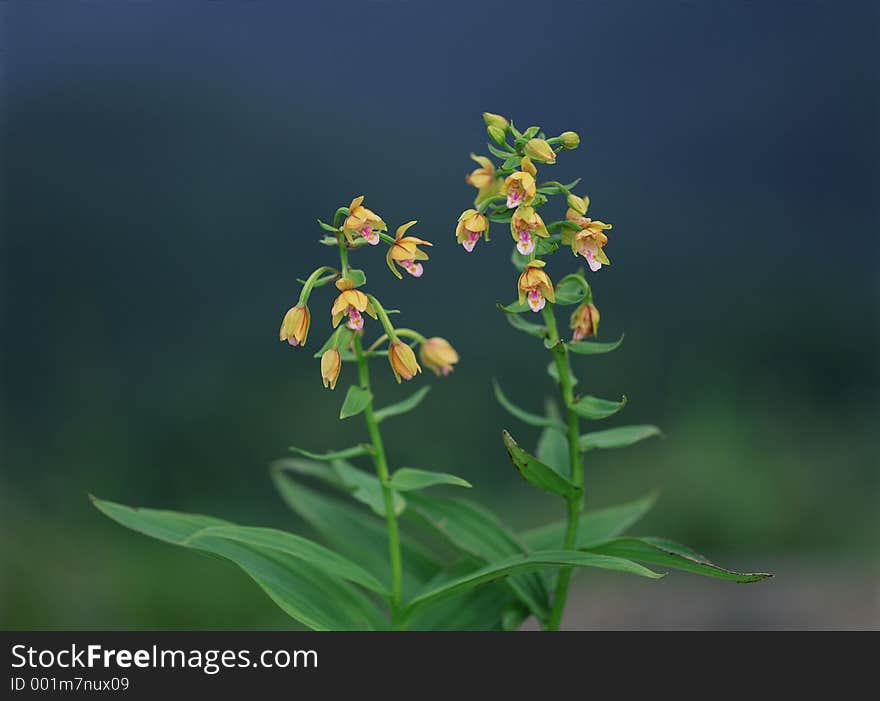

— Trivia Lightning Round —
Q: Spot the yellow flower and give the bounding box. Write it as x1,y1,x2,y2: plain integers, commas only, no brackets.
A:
517,260,555,312
570,303,600,342
420,337,459,376
520,156,537,177
510,205,549,255
560,131,580,149
524,138,556,164
386,221,432,278
465,153,496,191
566,193,590,216
343,195,387,245
331,278,378,330
456,209,489,253
320,349,341,390
483,112,509,130
279,304,310,347
388,341,421,383
503,170,536,209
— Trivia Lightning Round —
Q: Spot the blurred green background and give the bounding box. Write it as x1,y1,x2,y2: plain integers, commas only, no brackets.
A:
3,1,877,629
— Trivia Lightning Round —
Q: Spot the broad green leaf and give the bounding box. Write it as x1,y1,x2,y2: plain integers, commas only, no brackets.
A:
346,269,367,287
374,386,431,423
566,334,625,355
501,156,520,170
332,460,406,517
521,493,659,551
503,430,579,498
389,468,472,491
580,425,661,451
270,467,441,596
288,444,370,461
339,385,372,419
403,550,662,619
91,497,385,630
498,303,546,338
404,493,550,620
568,394,627,420
554,274,591,306
185,526,387,594
493,379,566,430
536,424,570,476
586,538,772,583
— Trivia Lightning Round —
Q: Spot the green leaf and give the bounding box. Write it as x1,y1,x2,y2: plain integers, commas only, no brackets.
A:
493,379,566,430
404,493,550,620
586,538,773,583
404,550,662,619
313,327,353,358
547,359,578,387
503,430,579,498
487,143,516,159
339,385,372,419
347,269,367,287
510,248,529,272
91,497,385,630
554,274,591,306
536,424,569,476
316,218,338,233
271,467,441,596
501,156,520,170
499,304,546,338
580,425,662,452
521,492,659,551
566,334,625,355
332,460,406,517
288,444,370,461
568,394,627,420
522,126,541,139
535,238,559,255
497,299,531,314
389,468,472,491
374,386,431,423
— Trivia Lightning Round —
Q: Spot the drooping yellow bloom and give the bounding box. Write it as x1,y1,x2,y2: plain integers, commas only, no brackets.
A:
331,278,378,330
279,304,310,347
564,207,613,271
456,209,489,253
517,260,555,312
503,170,536,209
419,337,459,377
386,221,432,278
524,138,556,164
320,348,341,390
465,154,496,191
570,303,600,342
510,205,549,255
388,341,421,383
343,195,387,245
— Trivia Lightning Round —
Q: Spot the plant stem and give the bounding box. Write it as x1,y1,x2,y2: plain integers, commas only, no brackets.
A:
542,305,584,631
353,333,404,625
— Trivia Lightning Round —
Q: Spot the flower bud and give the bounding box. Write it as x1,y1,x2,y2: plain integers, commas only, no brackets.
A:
320,349,341,390
419,337,460,377
560,131,580,149
487,125,507,146
566,193,589,216
482,112,509,131
279,304,310,347
570,303,600,341
523,138,556,164
388,341,422,383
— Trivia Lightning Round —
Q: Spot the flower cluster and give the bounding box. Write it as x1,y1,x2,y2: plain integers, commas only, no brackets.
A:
279,196,459,387
456,112,616,337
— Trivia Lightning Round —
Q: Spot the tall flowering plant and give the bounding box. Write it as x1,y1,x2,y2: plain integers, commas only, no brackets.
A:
454,112,771,629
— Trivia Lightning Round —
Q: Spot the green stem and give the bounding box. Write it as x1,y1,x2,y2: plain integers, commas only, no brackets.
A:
336,234,351,275
541,305,584,631
353,333,404,626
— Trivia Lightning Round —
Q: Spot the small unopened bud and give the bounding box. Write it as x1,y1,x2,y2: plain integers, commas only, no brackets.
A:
320,349,341,390
560,131,581,149
487,125,507,146
566,193,589,216
524,138,557,164
483,112,509,130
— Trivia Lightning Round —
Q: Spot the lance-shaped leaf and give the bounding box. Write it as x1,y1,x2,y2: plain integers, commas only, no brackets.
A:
521,492,659,551
493,379,566,430
503,430,579,498
498,299,530,314
403,550,662,620
579,425,662,451
389,468,472,491
498,303,546,338
404,493,550,621
312,326,354,358
586,537,772,583
374,386,431,423
91,497,386,630
554,274,592,306
487,142,517,159
547,359,578,387
568,394,627,420
288,444,371,461
566,334,625,355
339,385,372,419
536,423,569,476
332,460,406,517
